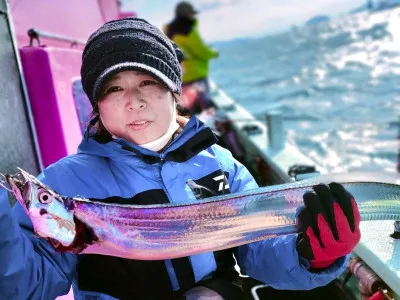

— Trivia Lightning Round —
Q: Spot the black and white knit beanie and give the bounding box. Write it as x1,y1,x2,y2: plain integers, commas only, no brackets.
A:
81,17,184,105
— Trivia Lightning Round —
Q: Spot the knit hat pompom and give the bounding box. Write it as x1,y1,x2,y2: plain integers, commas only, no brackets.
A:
81,17,183,105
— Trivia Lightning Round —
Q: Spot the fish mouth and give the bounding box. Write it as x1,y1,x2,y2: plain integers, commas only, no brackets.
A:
6,174,25,189
5,171,31,209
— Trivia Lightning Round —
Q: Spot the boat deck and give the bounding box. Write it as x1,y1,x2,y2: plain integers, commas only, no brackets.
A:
209,81,400,299
355,220,400,297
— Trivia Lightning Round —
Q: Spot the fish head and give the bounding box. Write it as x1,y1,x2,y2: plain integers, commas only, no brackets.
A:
5,168,76,248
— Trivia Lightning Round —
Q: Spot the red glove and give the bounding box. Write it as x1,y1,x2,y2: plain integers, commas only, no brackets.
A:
296,182,361,269
369,290,385,300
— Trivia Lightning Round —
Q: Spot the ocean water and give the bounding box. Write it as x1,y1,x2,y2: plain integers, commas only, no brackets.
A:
211,8,400,174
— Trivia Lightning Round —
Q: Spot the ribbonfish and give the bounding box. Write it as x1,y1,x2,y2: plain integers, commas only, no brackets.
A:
3,168,400,260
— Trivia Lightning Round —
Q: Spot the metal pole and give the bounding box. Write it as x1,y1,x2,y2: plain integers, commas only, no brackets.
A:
396,116,400,234
397,115,399,173
266,111,284,150
27,28,86,47
5,1,44,171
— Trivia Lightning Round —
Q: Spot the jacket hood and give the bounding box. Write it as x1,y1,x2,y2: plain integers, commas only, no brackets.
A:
77,116,207,160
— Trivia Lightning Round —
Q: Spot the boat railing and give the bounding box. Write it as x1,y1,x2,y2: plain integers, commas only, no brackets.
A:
27,28,86,47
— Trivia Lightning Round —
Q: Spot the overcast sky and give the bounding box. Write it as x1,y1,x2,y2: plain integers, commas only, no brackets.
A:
121,0,366,42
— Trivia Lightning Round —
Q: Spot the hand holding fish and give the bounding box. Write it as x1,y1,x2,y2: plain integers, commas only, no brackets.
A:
2,168,399,261
296,183,361,269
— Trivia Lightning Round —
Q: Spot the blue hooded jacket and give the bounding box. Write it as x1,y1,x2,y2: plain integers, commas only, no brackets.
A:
0,117,348,299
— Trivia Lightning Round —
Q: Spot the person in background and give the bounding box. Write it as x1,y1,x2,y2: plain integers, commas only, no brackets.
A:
164,1,219,112
0,17,360,300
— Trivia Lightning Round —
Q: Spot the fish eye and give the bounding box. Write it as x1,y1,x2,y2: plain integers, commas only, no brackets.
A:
38,190,52,204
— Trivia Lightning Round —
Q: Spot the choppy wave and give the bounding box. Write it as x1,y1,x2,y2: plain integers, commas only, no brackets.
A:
212,8,400,173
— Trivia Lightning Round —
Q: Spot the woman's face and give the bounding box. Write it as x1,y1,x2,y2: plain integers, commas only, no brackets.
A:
97,70,175,145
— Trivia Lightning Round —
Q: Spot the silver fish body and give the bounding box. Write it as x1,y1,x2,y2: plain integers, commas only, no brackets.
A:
5,170,76,247
5,169,400,260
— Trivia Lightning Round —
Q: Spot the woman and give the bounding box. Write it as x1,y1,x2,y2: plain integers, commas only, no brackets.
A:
0,17,360,300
